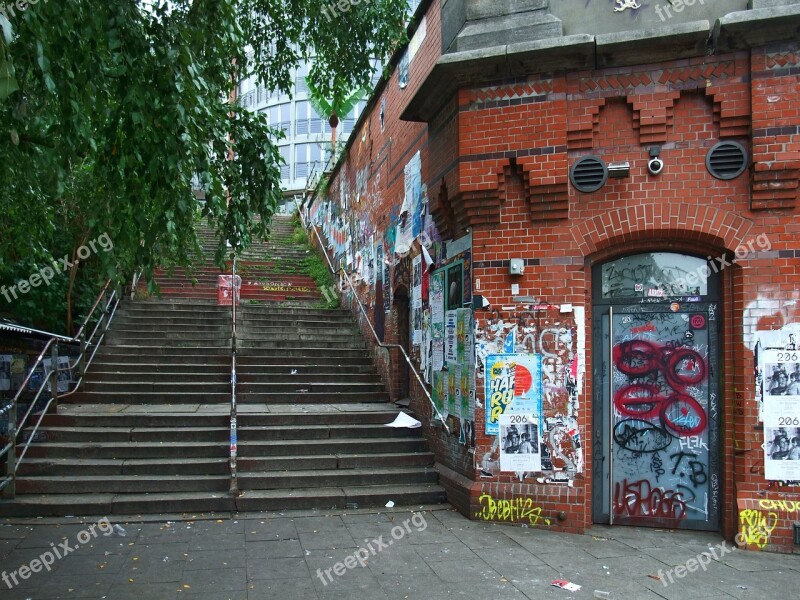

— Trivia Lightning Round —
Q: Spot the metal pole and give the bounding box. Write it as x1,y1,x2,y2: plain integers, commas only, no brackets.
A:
3,399,16,499
50,343,59,408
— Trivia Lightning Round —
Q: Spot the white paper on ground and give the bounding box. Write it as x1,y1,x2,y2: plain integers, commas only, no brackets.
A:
385,412,422,428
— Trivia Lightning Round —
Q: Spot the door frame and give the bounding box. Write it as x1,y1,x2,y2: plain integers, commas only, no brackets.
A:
590,251,723,531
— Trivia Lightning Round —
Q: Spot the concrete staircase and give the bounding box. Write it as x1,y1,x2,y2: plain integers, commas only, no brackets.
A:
0,215,445,516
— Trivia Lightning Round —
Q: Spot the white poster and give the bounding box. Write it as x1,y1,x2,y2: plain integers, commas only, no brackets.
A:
499,413,541,472
445,310,457,364
760,349,800,480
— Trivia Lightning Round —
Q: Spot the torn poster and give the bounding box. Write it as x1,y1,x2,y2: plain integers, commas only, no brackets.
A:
499,413,541,472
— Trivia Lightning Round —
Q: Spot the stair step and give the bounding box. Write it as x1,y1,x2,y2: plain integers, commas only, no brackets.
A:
16,475,230,494
238,467,438,489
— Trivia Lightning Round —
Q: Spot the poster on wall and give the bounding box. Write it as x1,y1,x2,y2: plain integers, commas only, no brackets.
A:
447,368,457,417
760,348,800,479
484,354,543,436
445,310,457,363
499,413,541,472
456,308,472,365
430,271,445,339
446,263,463,311
412,254,423,345
432,370,447,420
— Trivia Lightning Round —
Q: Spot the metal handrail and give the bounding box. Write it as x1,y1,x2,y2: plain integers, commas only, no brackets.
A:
228,256,239,496
295,205,450,435
1,282,120,498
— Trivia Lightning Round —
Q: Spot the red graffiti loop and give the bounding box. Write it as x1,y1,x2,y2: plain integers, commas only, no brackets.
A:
614,383,664,420
613,340,662,377
664,348,706,388
660,393,707,436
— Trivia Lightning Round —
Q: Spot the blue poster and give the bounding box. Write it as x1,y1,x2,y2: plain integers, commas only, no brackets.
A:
484,354,543,436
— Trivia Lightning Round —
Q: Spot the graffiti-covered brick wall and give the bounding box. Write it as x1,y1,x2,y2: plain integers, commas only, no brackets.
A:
307,0,800,551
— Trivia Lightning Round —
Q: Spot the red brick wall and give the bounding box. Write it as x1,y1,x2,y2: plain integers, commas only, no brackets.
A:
312,5,800,551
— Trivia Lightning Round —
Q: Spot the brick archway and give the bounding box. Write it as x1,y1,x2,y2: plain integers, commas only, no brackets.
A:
569,204,754,258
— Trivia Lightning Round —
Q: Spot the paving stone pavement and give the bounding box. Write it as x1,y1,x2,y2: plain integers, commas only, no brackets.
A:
0,505,797,599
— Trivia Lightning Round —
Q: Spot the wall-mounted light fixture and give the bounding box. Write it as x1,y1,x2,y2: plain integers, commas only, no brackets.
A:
607,162,631,178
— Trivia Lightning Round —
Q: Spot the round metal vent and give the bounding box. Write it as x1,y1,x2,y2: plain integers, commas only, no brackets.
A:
570,156,608,193
706,141,748,180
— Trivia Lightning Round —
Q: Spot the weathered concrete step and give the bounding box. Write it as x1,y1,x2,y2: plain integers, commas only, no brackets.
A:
97,346,230,356
235,356,370,367
237,383,386,394
108,327,231,336
237,308,351,318
110,321,231,331
235,484,447,512
237,424,417,441
16,457,230,476
89,371,230,383
63,390,388,403
236,364,377,374
21,426,228,443
83,382,231,394
62,391,230,404
88,362,229,373
16,475,230,494
103,340,231,348
237,330,360,339
238,452,435,472
237,339,366,349
238,373,380,384
43,409,398,428
237,318,355,327
22,441,226,459
237,341,372,362
0,492,236,517
239,437,427,457
237,392,389,404
43,413,229,427
238,467,438,490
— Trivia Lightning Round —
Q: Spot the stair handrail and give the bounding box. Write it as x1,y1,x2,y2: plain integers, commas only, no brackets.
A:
228,255,239,496
1,280,121,498
295,206,450,435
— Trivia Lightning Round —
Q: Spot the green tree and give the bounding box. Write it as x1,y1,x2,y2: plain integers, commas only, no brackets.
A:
0,0,408,333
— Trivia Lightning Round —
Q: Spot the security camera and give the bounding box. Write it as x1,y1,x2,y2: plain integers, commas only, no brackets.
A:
648,146,664,176
648,157,664,176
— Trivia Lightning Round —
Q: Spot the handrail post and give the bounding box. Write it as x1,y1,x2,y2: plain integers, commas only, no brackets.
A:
50,342,59,409
229,255,239,498
3,401,16,499
77,330,86,382
101,291,109,337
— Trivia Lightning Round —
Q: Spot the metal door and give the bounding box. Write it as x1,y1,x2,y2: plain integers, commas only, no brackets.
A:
592,253,721,530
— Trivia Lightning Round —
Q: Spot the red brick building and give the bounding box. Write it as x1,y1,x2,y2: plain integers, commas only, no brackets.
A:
304,0,800,552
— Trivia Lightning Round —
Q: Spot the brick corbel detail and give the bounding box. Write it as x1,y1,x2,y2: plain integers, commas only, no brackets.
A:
751,162,799,211
705,85,750,138
507,156,570,222
626,91,681,145
567,99,605,151
430,179,456,240
452,188,502,230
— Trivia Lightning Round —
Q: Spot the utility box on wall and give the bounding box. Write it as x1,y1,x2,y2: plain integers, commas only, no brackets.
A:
509,259,524,276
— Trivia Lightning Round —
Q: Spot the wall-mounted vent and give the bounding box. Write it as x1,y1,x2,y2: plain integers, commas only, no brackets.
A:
706,141,748,180
570,156,608,193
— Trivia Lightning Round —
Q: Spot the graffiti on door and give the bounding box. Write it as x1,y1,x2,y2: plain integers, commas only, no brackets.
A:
611,307,717,525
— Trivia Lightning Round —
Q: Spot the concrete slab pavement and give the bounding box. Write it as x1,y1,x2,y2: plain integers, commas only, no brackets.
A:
0,506,796,599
